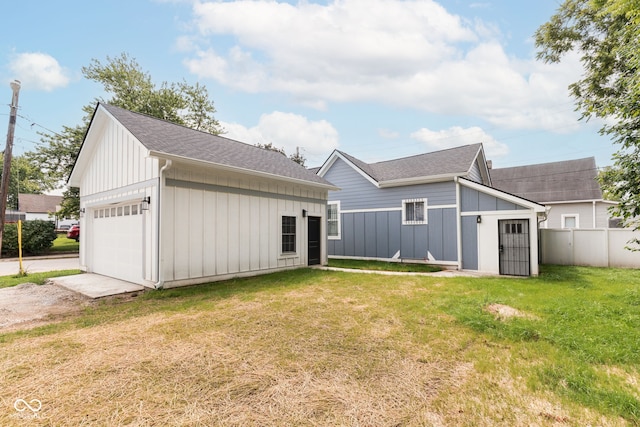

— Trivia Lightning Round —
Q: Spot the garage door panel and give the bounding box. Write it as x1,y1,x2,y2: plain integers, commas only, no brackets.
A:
91,204,144,284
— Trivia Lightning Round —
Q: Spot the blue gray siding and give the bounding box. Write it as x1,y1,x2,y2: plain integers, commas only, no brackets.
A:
324,158,456,210
468,159,483,183
461,216,478,269
328,208,457,261
461,186,528,212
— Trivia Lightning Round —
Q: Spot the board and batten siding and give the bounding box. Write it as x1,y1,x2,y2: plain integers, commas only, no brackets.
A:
160,165,327,287
324,157,458,262
78,119,158,197
77,119,160,282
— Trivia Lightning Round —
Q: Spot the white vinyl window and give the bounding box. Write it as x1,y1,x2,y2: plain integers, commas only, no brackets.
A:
562,214,579,229
281,215,297,254
402,198,427,225
327,201,341,239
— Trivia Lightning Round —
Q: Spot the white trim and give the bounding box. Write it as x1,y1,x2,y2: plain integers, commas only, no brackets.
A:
338,204,456,214
378,174,459,188
455,177,463,271
561,213,580,229
327,201,341,240
543,199,618,205
279,212,299,258
149,151,339,191
328,255,459,266
461,210,534,217
402,198,428,225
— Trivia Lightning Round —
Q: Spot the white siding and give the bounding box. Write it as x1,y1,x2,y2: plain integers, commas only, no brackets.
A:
160,164,328,287
77,119,159,284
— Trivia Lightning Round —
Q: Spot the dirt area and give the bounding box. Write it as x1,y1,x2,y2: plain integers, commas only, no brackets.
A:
485,303,539,321
0,283,91,332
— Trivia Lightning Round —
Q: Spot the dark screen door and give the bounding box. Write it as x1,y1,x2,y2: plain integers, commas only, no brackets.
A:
308,216,321,265
498,219,530,276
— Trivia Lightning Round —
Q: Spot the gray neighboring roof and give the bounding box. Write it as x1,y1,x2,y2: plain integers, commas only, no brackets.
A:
99,103,335,188
490,157,602,203
18,194,62,213
330,143,484,183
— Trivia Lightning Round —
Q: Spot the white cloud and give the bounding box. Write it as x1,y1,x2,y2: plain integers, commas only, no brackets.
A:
182,0,582,130
8,52,69,91
221,111,339,160
410,126,509,158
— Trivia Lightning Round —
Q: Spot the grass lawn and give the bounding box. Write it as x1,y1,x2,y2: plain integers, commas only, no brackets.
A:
1,265,639,425
0,270,82,289
48,233,79,253
328,257,442,272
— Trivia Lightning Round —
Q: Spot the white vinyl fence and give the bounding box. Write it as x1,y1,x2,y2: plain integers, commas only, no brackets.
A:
540,228,640,268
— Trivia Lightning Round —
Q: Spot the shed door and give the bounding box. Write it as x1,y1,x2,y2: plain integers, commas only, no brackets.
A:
308,216,321,265
91,203,144,284
498,219,530,276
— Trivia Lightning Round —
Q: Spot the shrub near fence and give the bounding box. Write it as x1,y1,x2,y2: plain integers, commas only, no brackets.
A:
1,220,58,257
540,228,640,268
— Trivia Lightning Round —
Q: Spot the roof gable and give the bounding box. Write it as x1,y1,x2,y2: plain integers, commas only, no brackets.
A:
490,157,602,203
318,143,488,187
71,103,336,189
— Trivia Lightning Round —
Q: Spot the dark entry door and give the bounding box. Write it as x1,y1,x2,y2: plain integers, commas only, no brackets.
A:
308,216,321,265
498,219,530,276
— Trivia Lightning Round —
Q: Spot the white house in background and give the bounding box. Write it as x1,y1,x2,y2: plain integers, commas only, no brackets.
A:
18,193,61,221
490,157,619,229
68,103,337,289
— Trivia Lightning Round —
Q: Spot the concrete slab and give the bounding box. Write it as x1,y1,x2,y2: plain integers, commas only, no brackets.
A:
49,273,146,299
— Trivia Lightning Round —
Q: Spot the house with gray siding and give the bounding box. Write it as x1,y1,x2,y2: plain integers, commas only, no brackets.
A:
317,144,547,276
490,157,619,229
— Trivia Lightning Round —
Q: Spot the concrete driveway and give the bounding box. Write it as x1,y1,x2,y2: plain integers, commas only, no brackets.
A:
0,255,80,277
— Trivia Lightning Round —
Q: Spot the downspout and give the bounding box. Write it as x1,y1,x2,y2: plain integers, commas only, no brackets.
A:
153,159,172,289
455,176,463,270
592,200,596,228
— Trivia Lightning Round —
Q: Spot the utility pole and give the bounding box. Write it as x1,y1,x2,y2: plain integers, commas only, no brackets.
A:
0,80,21,256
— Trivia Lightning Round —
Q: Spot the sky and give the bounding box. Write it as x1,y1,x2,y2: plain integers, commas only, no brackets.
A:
0,0,617,182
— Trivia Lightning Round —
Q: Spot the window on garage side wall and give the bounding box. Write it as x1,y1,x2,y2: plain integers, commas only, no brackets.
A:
402,198,427,225
281,215,297,254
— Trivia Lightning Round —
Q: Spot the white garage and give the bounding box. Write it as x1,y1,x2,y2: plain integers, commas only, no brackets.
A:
68,103,337,288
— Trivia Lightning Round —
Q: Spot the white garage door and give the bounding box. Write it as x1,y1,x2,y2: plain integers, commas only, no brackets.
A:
91,202,144,284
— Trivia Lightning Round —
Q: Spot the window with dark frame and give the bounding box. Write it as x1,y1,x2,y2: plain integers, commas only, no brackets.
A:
281,216,296,253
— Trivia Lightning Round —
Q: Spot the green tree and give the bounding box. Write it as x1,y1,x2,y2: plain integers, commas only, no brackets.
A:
0,154,49,210
255,142,306,167
535,0,640,246
27,53,223,218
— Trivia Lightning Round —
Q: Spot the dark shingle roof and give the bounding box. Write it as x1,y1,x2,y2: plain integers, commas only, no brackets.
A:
490,157,602,203
100,103,334,188
335,143,483,182
18,194,62,213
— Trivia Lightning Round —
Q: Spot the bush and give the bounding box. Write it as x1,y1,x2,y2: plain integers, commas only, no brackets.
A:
1,220,58,257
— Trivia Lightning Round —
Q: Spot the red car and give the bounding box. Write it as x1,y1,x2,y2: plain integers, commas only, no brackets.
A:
67,224,80,242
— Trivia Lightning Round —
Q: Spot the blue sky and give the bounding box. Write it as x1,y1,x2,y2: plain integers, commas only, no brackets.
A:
0,0,615,179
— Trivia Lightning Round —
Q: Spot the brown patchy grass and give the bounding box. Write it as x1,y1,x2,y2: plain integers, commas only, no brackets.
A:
0,269,631,426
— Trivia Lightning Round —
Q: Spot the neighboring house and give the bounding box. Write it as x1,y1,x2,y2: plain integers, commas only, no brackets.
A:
68,103,337,288
17,193,62,221
316,144,547,276
490,157,618,229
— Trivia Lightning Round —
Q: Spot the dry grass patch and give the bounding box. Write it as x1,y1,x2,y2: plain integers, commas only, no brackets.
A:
0,268,635,425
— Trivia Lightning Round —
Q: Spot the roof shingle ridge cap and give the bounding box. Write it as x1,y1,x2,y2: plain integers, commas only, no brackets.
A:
367,142,481,166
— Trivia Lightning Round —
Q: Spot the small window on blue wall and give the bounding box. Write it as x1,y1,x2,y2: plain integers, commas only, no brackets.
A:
402,198,427,225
